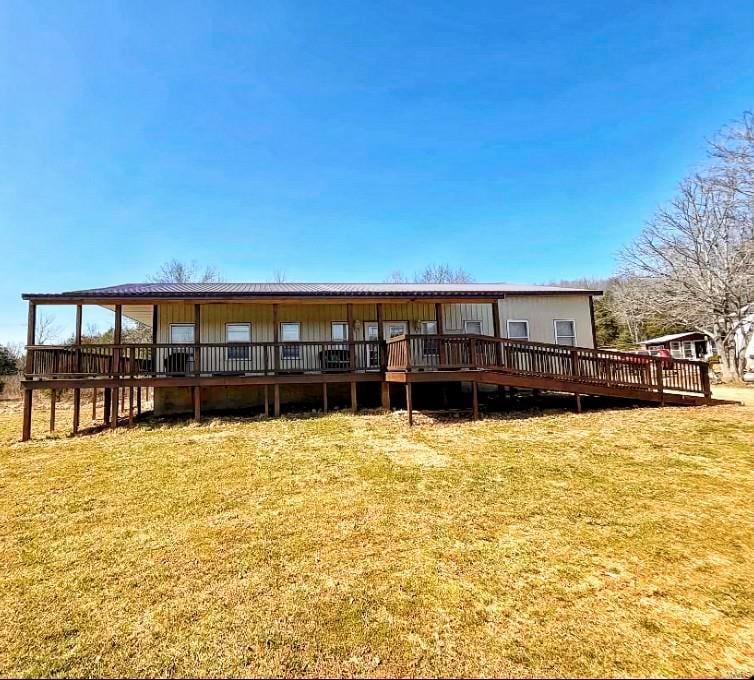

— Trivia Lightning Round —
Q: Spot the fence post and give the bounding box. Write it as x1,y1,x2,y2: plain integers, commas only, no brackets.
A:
570,348,580,379
404,335,411,371
655,357,665,406
700,361,712,402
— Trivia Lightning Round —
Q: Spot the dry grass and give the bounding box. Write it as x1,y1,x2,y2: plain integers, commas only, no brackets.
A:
1,398,753,677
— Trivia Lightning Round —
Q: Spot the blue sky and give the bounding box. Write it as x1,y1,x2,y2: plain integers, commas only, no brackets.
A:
1,0,752,343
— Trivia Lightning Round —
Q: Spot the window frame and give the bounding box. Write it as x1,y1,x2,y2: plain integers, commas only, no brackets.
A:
330,321,349,342
169,323,195,344
280,322,301,360
553,319,577,346
225,322,251,360
463,320,483,335
506,319,530,341
419,320,439,356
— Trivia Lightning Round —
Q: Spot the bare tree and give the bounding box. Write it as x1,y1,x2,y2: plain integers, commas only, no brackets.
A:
709,111,754,203
35,312,61,344
271,270,288,283
620,173,754,381
386,264,474,284
149,259,219,283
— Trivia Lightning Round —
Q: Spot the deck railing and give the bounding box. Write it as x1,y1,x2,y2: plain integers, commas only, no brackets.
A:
386,334,711,398
25,341,382,379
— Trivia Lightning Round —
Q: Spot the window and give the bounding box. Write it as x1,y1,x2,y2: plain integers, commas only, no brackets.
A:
170,324,194,344
387,323,406,338
670,340,694,359
507,320,529,341
554,320,576,346
464,320,482,335
331,322,349,341
420,320,438,355
226,323,251,360
280,322,301,359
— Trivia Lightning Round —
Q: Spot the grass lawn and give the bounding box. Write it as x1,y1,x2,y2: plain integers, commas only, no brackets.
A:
1,396,753,677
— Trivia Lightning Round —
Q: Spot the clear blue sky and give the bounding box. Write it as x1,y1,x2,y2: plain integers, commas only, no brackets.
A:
1,0,752,343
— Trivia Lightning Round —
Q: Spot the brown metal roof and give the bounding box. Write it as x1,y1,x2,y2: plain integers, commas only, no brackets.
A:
22,282,601,301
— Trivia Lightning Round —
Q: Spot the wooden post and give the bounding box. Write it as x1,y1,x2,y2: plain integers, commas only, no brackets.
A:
21,389,33,441
701,363,712,403
273,384,280,416
405,383,413,426
347,304,356,370
272,304,280,372
491,300,502,366
376,304,386,370
323,383,328,413
350,381,357,413
103,388,111,425
471,381,479,420
193,386,201,422
72,389,81,434
128,386,134,425
589,296,598,349
575,393,583,413
21,301,36,441
24,301,37,377
111,386,119,429
380,382,390,411
435,303,446,367
151,305,159,377
49,390,56,432
71,304,83,434
136,386,142,416
655,357,665,406
193,304,201,376
92,387,97,420
264,385,269,417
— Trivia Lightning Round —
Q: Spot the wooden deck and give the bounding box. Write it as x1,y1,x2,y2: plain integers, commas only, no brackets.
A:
19,333,717,439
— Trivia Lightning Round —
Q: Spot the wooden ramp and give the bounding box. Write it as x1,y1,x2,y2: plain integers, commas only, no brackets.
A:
385,333,718,407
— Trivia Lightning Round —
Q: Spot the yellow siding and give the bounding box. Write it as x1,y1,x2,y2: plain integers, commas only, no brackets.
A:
498,295,594,348
157,297,593,347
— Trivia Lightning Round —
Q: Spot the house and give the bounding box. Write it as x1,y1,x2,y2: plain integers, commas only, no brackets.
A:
639,332,711,360
19,281,715,440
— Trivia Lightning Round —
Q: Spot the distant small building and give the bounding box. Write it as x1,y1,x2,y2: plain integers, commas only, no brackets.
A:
640,332,710,360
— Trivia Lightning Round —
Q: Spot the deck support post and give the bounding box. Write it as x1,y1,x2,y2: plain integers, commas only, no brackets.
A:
92,387,97,420
103,388,111,426
575,393,582,413
136,386,142,416
274,384,281,417
110,386,119,429
128,386,134,425
21,302,36,441
405,382,413,426
193,386,201,422
264,385,269,417
471,381,479,420
350,381,357,413
380,382,390,411
49,390,56,432
323,383,328,413
72,389,81,434
72,303,82,435
21,389,33,441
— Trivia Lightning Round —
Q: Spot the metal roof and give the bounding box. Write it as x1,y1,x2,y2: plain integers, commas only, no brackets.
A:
639,331,706,345
23,281,601,300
